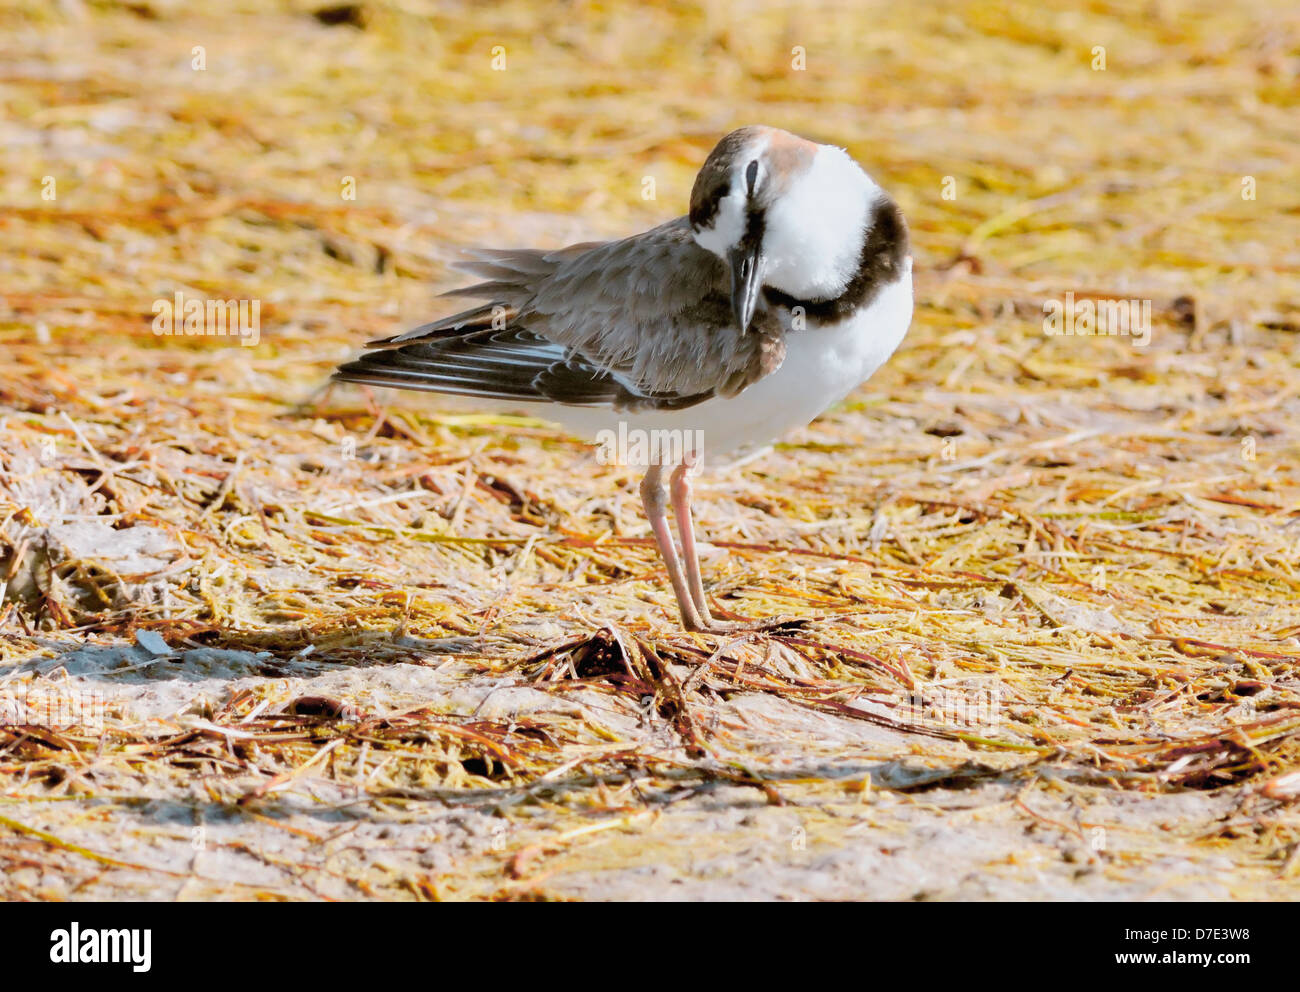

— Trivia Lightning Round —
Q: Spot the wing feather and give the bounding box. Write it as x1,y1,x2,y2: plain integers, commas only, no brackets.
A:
336,217,784,409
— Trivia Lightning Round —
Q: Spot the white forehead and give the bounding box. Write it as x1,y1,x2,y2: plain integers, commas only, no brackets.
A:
691,132,774,258
693,188,746,258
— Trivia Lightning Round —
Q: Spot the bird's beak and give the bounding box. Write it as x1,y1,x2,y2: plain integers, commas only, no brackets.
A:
728,241,764,333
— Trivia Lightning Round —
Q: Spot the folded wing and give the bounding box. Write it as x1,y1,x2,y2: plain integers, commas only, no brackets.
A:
334,218,785,411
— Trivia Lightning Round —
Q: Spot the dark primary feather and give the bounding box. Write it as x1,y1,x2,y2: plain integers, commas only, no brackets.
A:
334,218,785,411
336,324,712,411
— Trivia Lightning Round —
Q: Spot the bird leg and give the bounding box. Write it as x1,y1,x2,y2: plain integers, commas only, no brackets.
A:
639,463,709,631
640,462,807,635
668,460,718,628
668,460,810,636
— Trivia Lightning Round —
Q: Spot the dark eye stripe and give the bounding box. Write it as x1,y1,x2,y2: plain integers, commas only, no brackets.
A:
745,160,758,196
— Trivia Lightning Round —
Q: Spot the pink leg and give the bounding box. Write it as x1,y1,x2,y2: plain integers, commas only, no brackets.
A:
669,461,718,627
640,464,708,631
666,459,808,636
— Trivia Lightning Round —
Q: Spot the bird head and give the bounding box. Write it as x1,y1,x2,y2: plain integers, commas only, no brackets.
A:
689,125,881,332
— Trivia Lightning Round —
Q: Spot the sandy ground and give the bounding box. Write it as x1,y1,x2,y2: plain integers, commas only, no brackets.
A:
0,633,1288,900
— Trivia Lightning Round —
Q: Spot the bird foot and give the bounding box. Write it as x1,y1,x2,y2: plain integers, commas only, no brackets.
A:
685,613,810,635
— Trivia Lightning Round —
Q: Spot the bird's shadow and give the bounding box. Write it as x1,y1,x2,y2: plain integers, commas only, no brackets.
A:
12,628,495,685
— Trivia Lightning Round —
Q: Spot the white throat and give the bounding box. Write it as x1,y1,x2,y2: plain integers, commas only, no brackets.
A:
761,146,877,301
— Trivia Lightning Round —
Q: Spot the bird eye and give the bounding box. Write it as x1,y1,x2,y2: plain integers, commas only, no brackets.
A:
745,160,759,196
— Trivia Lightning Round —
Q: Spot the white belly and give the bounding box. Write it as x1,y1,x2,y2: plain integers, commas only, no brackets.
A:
548,265,913,467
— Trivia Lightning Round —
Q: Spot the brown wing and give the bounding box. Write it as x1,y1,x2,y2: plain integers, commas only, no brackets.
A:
335,218,785,410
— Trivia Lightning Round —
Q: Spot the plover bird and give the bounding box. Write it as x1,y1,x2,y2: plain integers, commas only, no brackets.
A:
336,125,912,633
